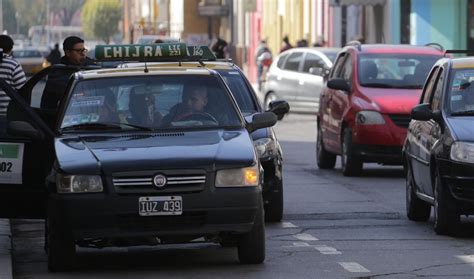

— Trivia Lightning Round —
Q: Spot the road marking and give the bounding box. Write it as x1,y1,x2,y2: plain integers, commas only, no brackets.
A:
281,222,297,228
314,245,342,255
457,255,474,265
293,242,310,247
339,262,370,273
294,233,318,241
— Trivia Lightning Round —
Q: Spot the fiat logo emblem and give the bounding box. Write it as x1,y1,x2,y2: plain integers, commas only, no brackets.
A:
153,174,167,188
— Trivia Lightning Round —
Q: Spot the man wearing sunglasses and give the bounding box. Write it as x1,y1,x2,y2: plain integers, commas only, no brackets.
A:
41,36,96,110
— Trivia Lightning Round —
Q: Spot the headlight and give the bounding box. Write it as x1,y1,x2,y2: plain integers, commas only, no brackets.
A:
56,174,104,193
215,165,259,187
355,111,385,125
254,138,276,158
450,142,474,163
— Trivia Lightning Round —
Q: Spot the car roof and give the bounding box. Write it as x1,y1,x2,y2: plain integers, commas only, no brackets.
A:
346,44,445,55
120,61,237,70
77,67,215,80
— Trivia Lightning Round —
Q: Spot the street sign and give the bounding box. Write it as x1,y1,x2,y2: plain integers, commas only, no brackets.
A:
94,43,187,61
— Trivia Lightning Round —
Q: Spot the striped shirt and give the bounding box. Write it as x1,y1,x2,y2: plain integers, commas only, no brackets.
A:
0,54,26,116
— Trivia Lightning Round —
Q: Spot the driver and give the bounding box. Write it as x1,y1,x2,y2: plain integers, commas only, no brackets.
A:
162,84,209,124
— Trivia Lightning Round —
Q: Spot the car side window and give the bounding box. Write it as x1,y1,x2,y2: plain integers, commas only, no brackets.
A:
283,52,303,72
276,53,289,69
302,53,326,73
421,67,440,104
339,54,353,82
430,68,445,111
329,53,346,79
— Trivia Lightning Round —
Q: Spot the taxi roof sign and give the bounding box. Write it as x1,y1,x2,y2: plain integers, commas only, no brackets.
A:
94,43,187,61
94,43,217,62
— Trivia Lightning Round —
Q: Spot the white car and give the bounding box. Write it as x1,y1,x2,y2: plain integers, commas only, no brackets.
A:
13,47,48,75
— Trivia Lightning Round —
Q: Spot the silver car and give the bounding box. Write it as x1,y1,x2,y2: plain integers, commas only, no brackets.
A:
261,47,339,113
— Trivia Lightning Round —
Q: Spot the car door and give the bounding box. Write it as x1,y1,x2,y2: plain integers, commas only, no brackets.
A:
0,67,59,219
319,52,347,153
410,67,441,195
298,52,328,112
326,52,353,153
418,67,445,196
277,51,304,108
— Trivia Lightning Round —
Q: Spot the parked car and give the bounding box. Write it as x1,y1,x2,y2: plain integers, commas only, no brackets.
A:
316,42,445,176
261,47,340,112
13,47,48,75
120,45,290,222
403,52,474,236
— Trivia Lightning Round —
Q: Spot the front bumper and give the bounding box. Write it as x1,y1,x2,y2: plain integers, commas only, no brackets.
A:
49,186,262,240
439,159,474,209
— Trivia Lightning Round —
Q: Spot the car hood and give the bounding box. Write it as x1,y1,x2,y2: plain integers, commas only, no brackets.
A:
356,87,422,114
446,116,474,141
55,130,256,174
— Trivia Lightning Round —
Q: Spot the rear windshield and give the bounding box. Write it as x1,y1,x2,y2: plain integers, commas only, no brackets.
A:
358,53,442,89
60,75,242,131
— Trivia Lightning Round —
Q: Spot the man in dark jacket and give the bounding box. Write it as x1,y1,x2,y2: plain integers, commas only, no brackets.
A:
41,36,96,110
46,43,61,65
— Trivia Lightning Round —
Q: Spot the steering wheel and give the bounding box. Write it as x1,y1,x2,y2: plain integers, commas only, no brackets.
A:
178,112,218,124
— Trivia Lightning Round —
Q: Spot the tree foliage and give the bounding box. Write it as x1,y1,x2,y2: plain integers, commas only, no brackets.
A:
12,0,46,33
82,0,122,43
50,0,85,26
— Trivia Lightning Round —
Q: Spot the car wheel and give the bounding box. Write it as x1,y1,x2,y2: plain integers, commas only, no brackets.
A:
264,92,277,111
316,126,336,169
47,210,76,272
433,171,459,235
265,179,283,222
406,164,431,221
341,128,362,176
238,199,265,264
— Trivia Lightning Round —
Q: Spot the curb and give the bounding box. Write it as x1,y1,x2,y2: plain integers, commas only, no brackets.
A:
0,219,12,279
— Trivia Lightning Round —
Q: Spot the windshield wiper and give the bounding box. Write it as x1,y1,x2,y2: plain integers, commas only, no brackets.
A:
360,83,397,88
451,110,474,116
61,122,153,131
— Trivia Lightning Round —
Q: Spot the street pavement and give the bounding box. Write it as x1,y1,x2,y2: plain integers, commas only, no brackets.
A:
0,219,12,279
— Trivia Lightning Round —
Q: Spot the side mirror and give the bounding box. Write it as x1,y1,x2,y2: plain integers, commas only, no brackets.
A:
7,121,44,140
309,67,324,76
267,100,290,120
327,78,350,92
247,112,278,133
411,103,434,121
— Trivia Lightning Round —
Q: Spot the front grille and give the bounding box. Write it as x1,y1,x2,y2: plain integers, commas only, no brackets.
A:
118,212,207,231
388,114,411,128
113,170,207,194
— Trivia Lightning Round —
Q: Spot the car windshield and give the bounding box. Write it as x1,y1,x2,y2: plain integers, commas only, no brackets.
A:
358,53,441,89
215,69,259,116
321,51,338,63
60,75,243,131
448,68,474,115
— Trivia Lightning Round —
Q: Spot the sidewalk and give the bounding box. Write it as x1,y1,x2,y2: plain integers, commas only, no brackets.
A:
0,219,12,279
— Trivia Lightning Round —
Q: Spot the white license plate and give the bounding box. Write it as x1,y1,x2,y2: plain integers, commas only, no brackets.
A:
138,196,182,216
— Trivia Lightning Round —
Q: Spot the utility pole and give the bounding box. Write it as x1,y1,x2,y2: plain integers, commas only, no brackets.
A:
46,0,50,46
0,0,3,34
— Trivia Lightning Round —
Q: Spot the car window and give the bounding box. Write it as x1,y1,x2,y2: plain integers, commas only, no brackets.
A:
329,53,346,79
430,68,444,111
358,53,441,89
421,67,440,104
216,70,258,115
448,68,474,113
339,54,352,82
60,75,242,131
276,53,289,69
283,52,303,72
302,53,326,73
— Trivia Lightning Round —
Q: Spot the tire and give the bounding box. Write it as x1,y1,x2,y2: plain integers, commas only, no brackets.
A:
264,92,277,111
238,200,265,264
265,179,283,222
406,164,431,221
433,172,459,235
316,126,336,169
341,128,363,176
46,210,76,272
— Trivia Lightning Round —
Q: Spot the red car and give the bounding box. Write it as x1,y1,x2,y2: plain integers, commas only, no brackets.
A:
316,42,444,176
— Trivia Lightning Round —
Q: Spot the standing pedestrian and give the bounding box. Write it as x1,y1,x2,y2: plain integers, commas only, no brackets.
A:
255,40,272,91
211,37,228,59
41,36,96,110
46,43,61,65
0,35,26,133
280,35,293,53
